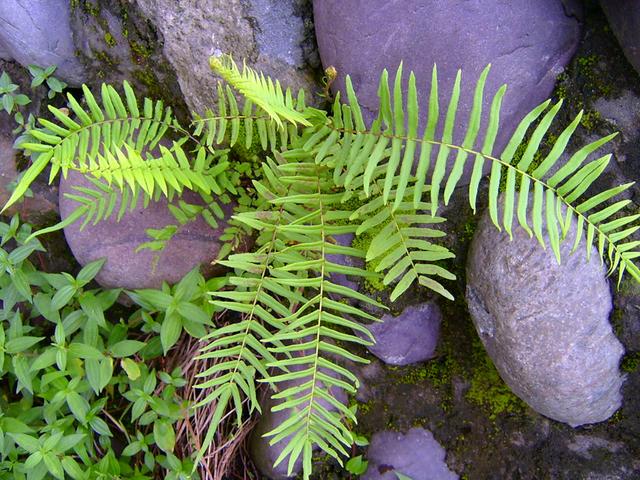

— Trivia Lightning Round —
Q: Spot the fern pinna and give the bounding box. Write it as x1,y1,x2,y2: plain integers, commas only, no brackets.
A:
4,53,640,479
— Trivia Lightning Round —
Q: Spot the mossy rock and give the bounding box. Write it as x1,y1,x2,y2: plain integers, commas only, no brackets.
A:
69,0,189,122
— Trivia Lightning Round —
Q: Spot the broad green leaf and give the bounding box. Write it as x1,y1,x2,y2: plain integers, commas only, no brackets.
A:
153,420,175,453
109,340,146,358
5,336,43,354
345,455,368,475
76,258,106,284
9,433,39,453
160,313,182,353
68,342,104,360
67,391,90,423
51,284,77,310
121,358,141,380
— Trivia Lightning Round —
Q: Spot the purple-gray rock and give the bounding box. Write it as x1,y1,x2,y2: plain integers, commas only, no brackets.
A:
326,233,363,291
466,196,624,427
0,0,85,85
600,1,640,76
249,363,348,479
363,428,458,480
365,303,441,366
59,170,230,289
313,0,581,179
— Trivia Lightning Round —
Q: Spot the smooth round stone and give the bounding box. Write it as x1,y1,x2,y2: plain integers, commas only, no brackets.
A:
59,170,230,289
365,302,442,366
0,0,85,84
363,428,458,480
466,196,624,427
600,1,640,76
314,0,581,179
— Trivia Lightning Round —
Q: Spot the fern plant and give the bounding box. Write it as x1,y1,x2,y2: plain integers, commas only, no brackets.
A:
4,54,639,479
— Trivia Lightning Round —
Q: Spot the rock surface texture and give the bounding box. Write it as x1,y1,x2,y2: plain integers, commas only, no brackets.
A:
132,0,319,115
600,1,640,76
313,0,581,178
466,197,624,427
69,0,190,120
365,303,442,366
0,0,85,84
363,428,458,480
59,171,229,289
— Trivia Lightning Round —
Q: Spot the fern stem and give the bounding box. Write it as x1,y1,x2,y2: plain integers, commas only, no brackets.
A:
229,207,285,384
304,170,326,434
50,115,200,148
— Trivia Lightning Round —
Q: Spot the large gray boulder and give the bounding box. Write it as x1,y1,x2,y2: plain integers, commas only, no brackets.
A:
466,196,624,427
69,0,190,120
59,170,230,289
600,1,640,77
67,0,319,121
313,0,581,179
0,0,85,84
363,428,458,480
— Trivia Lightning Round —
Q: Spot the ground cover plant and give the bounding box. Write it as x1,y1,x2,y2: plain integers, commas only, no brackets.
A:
1,54,639,479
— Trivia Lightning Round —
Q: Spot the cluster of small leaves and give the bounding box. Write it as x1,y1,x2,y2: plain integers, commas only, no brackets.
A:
0,71,32,134
27,65,67,100
0,65,67,137
0,215,226,479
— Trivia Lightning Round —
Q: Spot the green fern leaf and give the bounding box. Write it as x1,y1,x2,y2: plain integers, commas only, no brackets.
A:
314,61,640,293
209,54,311,129
3,81,190,212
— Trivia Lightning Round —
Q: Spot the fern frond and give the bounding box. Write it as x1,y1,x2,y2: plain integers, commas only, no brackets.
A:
3,81,190,212
24,142,234,244
192,81,314,154
209,54,312,129
351,182,455,301
310,62,639,289
256,158,382,479
191,159,313,467
196,148,384,478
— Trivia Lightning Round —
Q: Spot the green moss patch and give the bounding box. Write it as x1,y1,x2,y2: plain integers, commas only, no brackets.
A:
466,339,526,419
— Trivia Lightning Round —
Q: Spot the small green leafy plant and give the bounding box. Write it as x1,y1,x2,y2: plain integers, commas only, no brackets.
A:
0,65,67,136
3,54,639,479
0,71,32,134
0,213,226,479
27,65,67,100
